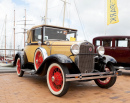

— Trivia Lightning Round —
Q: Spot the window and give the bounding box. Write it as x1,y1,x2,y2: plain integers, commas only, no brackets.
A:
44,27,76,41
32,28,41,41
115,39,128,47
102,39,112,47
96,40,100,46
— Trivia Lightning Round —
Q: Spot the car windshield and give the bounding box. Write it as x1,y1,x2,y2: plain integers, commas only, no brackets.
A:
44,27,77,41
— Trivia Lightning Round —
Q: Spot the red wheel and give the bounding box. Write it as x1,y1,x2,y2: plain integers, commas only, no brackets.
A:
97,67,111,85
16,58,24,77
94,63,117,88
47,63,70,97
34,49,44,70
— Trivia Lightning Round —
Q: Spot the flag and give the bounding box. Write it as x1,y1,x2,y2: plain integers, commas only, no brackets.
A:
107,0,119,25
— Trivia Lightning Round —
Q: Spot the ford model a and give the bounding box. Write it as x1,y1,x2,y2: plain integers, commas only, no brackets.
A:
14,25,121,97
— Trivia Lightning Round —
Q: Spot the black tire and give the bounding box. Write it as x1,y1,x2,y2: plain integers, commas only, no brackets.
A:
94,63,117,89
47,63,70,97
16,58,24,77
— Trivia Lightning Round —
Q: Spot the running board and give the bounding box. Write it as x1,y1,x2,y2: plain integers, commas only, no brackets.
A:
21,69,36,75
66,71,122,82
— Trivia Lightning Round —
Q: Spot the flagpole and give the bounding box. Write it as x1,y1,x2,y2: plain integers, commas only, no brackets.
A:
104,0,107,35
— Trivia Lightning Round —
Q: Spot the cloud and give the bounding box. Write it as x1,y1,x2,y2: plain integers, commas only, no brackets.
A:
0,0,130,55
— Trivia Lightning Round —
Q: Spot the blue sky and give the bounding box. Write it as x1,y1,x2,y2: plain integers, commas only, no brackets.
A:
12,0,27,5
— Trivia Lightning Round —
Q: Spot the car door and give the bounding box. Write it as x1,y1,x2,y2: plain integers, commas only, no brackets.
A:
113,38,130,64
24,28,42,63
102,38,114,57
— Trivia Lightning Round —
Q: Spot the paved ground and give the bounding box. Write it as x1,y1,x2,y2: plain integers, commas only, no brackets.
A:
0,72,130,103
0,66,16,73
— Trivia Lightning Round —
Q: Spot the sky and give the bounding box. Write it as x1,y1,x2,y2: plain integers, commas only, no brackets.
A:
0,0,130,55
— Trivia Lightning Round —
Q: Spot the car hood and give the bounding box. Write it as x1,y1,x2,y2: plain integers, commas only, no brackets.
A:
45,41,83,46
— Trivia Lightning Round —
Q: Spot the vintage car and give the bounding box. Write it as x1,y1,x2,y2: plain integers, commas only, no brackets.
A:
93,36,130,68
14,25,121,97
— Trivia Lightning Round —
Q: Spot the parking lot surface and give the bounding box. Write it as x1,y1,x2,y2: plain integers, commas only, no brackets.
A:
0,72,130,103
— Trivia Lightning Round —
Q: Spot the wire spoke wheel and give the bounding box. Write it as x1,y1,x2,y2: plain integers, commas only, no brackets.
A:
97,67,111,85
17,58,21,75
34,49,44,70
47,63,70,97
49,66,63,92
94,63,117,88
16,58,24,77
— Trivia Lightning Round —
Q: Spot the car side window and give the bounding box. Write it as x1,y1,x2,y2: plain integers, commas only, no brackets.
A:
32,28,41,42
96,40,100,46
115,39,128,47
102,39,112,47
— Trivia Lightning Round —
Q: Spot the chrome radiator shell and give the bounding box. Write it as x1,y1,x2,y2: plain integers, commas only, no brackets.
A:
77,42,95,73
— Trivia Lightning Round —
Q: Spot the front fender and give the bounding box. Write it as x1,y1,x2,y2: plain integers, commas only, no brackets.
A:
36,54,77,75
103,55,117,64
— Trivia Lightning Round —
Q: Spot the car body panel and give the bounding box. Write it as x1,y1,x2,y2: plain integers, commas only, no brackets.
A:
93,36,130,65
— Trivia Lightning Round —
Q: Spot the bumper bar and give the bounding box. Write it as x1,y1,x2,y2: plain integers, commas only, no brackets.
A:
66,71,122,82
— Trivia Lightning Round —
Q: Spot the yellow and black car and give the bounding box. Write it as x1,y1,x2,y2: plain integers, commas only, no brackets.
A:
14,25,121,97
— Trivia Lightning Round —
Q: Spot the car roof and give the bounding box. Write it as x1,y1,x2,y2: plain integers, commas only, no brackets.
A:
30,24,77,31
93,36,130,39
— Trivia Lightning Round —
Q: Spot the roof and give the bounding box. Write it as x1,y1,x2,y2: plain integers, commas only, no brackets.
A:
93,36,130,39
30,24,77,31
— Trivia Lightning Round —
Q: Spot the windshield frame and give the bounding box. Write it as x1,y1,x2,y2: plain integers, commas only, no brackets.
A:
43,26,77,42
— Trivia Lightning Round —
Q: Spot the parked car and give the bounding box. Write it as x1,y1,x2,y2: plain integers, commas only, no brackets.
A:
93,36,130,68
14,25,121,97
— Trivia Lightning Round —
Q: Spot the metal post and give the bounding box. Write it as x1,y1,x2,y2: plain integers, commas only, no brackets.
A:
24,9,26,47
61,0,70,27
14,10,15,57
63,0,66,27
45,0,48,25
5,15,7,60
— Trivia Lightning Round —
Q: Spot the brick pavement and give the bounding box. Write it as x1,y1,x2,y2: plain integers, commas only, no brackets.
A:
0,73,130,103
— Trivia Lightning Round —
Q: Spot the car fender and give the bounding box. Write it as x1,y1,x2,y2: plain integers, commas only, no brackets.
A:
103,55,117,64
36,54,80,75
34,47,48,61
13,51,28,69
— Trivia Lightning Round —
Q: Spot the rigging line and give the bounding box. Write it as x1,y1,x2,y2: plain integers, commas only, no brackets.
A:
74,0,87,40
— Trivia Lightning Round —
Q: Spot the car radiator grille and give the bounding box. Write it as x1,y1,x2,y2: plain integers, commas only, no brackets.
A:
78,42,94,73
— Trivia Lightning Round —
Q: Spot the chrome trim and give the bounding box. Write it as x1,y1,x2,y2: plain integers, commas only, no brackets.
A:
66,75,115,82
70,44,80,55
37,47,48,60
66,72,114,78
66,71,121,82
96,46,105,55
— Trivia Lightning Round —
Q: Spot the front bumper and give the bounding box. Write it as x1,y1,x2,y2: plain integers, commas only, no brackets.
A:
66,71,122,82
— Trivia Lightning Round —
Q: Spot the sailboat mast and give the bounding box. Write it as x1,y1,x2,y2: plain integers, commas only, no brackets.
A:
45,0,48,25
24,9,26,47
61,0,70,27
63,0,66,27
5,15,7,59
14,10,15,57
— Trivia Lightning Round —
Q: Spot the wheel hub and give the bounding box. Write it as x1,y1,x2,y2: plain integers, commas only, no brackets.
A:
53,72,63,86
51,76,55,82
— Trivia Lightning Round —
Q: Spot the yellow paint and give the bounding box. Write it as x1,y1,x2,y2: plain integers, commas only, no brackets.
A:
70,37,76,41
107,0,119,25
25,25,80,63
24,40,81,63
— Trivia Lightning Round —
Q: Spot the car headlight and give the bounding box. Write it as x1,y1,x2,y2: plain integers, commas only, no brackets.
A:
96,46,105,55
71,44,79,55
